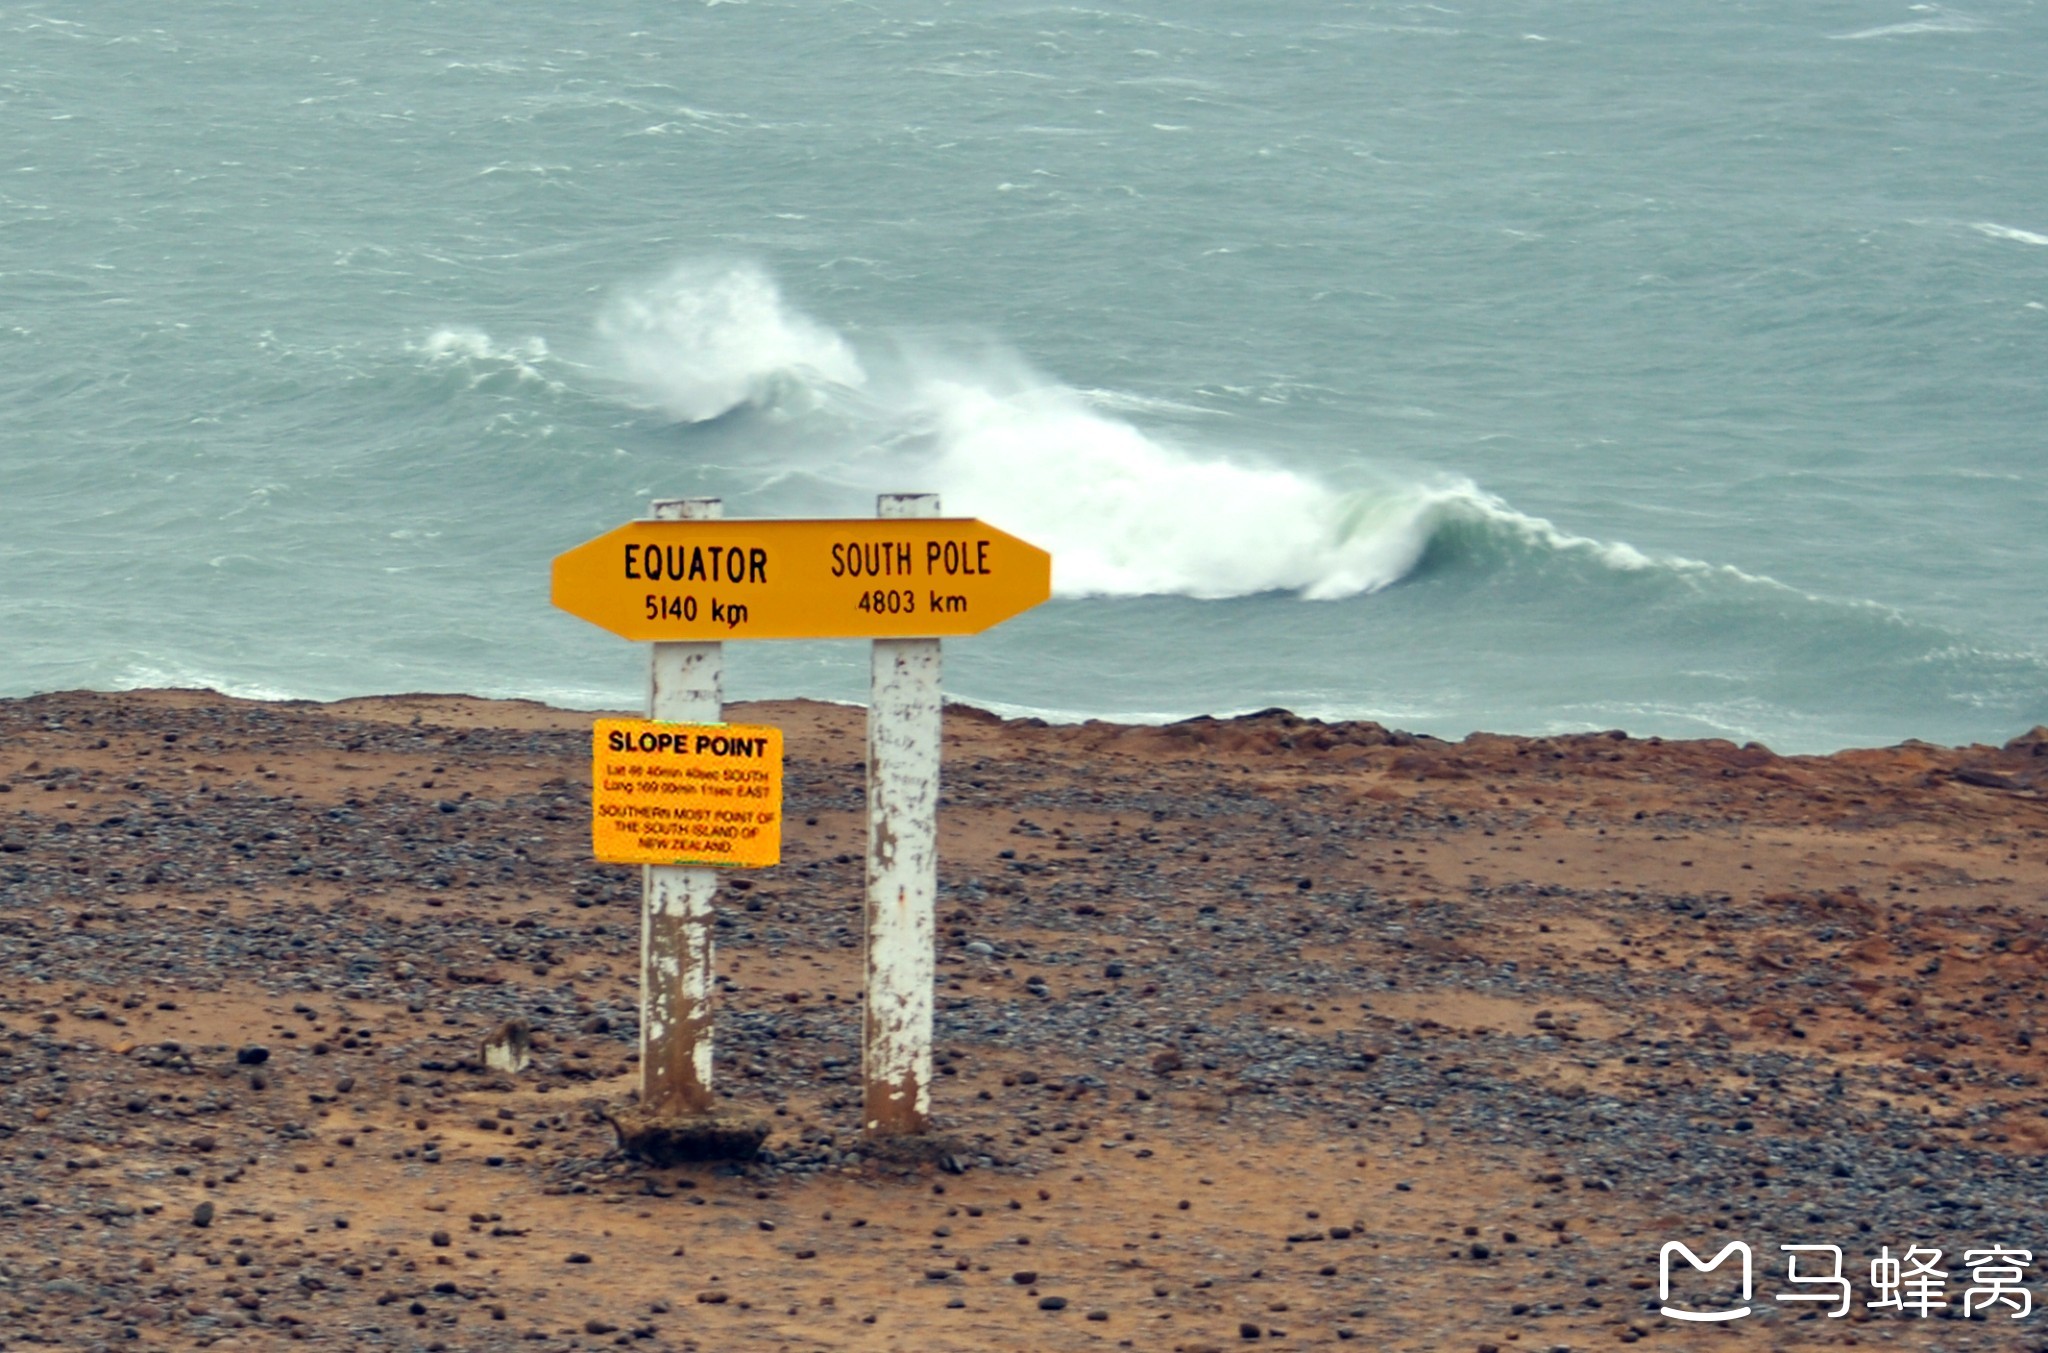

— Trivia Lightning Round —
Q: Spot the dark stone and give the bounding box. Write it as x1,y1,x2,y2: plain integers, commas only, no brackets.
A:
602,1105,769,1165
236,1046,270,1066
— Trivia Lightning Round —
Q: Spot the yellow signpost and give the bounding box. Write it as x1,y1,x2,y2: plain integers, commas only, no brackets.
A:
550,517,1052,641
590,719,782,869
564,498,1050,1154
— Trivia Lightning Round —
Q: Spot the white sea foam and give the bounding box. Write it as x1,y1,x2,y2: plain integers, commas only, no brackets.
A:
1973,222,2048,247
1075,386,1221,418
863,339,1737,602
585,262,1759,604
910,385,1790,601
414,327,561,390
912,379,1456,598
594,260,865,423
111,665,299,703
918,376,1419,599
1832,11,1987,40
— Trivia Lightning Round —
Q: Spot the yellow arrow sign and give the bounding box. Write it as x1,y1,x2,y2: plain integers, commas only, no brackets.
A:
551,517,1052,641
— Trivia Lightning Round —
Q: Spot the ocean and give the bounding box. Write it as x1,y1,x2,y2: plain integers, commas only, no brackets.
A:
4,0,2044,753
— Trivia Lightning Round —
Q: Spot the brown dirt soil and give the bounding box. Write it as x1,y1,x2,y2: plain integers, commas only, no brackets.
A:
2,690,2047,1351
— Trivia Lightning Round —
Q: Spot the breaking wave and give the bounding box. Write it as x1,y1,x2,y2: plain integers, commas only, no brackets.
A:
1973,221,2048,247
593,259,865,423
588,261,1779,604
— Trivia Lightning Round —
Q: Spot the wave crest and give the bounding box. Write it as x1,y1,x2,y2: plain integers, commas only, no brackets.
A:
902,372,1709,602
579,261,1765,605
594,260,865,423
414,327,560,391
911,377,1456,599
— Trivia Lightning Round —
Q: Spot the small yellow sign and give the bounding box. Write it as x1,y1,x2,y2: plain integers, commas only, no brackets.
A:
591,719,783,869
550,517,1052,642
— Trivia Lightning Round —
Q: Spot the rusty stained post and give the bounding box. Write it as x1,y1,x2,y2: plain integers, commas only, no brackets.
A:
863,491,942,1136
640,496,722,1116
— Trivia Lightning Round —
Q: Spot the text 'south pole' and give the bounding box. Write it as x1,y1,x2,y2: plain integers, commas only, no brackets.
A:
864,492,941,1136
641,496,722,1116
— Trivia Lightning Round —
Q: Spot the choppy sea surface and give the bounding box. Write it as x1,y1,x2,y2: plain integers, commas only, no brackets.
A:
4,1,2044,752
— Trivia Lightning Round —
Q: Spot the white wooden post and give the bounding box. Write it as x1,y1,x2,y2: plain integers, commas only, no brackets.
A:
641,496,722,1116
863,491,942,1136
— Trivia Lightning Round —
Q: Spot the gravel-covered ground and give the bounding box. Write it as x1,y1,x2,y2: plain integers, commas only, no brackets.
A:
2,689,2046,1352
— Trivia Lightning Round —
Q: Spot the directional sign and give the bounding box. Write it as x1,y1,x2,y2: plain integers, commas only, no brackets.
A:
591,719,783,868
551,517,1051,641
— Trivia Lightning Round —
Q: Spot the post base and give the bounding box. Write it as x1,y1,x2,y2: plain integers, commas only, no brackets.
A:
603,1105,770,1165
861,1130,977,1174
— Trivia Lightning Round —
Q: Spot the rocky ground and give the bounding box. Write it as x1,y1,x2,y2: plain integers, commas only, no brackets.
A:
1,688,2047,1352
